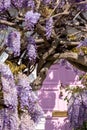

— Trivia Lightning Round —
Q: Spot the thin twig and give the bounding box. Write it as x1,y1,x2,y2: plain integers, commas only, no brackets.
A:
0,20,16,26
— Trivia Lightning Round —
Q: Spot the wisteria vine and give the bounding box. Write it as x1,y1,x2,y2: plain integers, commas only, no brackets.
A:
0,0,87,130
0,63,43,130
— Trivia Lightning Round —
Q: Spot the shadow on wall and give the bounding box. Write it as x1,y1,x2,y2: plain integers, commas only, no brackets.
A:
43,63,84,88
39,91,56,111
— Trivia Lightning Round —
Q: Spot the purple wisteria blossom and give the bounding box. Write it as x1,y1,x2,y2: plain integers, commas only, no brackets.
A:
6,31,21,57
77,38,87,48
17,73,37,105
17,73,43,123
11,0,28,8
3,108,19,130
28,0,35,9
0,0,11,12
46,17,53,39
80,4,87,11
24,10,41,30
0,0,3,11
27,36,37,62
30,103,44,123
0,63,19,130
0,110,5,129
12,0,35,9
68,91,87,129
76,0,87,11
19,111,35,130
0,63,18,109
0,63,14,79
4,0,11,9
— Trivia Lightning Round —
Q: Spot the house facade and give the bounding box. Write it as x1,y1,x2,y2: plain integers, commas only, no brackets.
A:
34,62,83,130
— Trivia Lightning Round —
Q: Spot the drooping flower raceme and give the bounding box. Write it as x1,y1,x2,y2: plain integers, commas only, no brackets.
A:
4,0,11,9
0,63,42,130
11,0,28,8
0,63,19,130
68,91,87,129
0,109,5,129
30,103,44,123
17,73,33,110
28,0,35,9
0,0,11,12
24,10,41,30
6,31,21,57
17,73,43,124
27,36,37,62
12,0,35,9
19,110,35,130
0,0,3,11
0,62,14,79
46,17,53,39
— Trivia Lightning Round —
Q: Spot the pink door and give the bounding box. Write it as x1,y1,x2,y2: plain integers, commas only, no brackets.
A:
38,63,82,130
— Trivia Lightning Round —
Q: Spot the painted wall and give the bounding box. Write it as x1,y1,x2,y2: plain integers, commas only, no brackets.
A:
37,63,82,130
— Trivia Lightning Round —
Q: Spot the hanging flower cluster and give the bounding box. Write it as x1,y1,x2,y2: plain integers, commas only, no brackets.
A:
46,17,53,39
0,0,87,130
0,63,43,130
24,10,41,30
0,0,11,12
66,74,87,129
27,36,37,62
6,31,21,57
11,0,28,8
68,91,87,129
11,0,35,9
0,63,19,130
